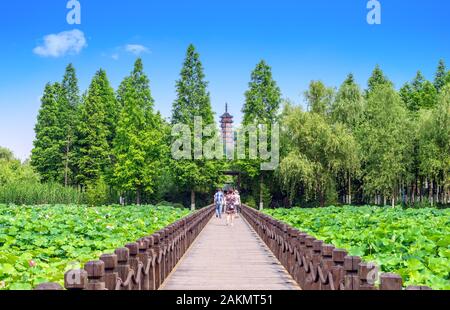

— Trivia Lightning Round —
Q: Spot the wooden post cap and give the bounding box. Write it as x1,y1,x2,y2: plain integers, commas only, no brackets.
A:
344,256,362,271
100,254,118,270
115,247,129,262
305,236,316,247
313,240,324,252
322,244,335,256
332,249,348,263
125,242,139,255
380,273,403,290
84,260,105,278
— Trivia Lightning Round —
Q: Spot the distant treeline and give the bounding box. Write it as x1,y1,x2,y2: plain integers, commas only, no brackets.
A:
15,44,450,207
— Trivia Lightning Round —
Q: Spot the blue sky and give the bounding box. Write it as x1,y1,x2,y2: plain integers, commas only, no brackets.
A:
0,0,449,160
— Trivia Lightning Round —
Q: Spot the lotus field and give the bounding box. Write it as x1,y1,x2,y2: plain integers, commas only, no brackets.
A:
0,205,189,290
265,206,450,290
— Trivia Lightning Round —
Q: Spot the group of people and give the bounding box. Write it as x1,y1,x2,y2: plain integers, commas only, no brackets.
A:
213,188,241,226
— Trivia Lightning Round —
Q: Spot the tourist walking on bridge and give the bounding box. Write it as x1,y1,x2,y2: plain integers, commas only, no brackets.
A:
214,188,224,219
234,189,241,215
225,188,237,226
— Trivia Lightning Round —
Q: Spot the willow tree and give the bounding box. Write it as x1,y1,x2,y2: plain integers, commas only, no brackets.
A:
357,84,411,206
279,104,359,207
432,85,450,203
330,74,365,203
304,80,335,117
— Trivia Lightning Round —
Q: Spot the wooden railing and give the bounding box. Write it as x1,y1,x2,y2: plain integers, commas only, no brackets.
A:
240,205,432,291
34,205,215,290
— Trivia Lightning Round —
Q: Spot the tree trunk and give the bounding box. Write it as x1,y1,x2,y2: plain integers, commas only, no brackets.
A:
348,174,352,205
429,180,434,206
383,195,387,206
191,190,196,211
259,174,264,210
419,179,423,202
136,188,141,205
436,184,440,204
64,141,70,187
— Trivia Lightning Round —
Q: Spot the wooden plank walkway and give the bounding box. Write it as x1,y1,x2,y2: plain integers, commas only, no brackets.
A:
161,214,300,290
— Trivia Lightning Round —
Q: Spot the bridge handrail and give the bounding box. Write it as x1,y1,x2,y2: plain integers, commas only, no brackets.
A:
34,205,215,290
239,204,432,291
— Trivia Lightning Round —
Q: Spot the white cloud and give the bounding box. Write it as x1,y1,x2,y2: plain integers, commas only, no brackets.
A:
125,44,149,55
33,29,87,58
111,53,119,60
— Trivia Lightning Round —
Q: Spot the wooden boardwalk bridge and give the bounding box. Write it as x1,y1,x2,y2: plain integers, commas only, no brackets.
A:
35,205,430,291
161,216,299,290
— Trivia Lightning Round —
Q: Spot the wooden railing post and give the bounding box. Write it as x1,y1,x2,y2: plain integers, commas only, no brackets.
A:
126,242,141,290
115,247,131,290
331,249,347,290
152,233,162,289
84,261,105,290
380,273,403,290
137,238,151,290
319,244,335,290
100,254,118,290
344,256,361,290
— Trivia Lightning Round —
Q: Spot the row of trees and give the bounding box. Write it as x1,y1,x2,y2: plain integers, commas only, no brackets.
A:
30,45,450,207
31,45,221,207
278,63,450,207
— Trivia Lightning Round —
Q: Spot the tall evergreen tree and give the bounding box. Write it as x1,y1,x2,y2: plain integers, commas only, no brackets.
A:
242,60,281,124
400,71,437,111
171,44,219,210
60,64,81,186
113,59,165,204
31,83,65,182
366,65,393,95
434,59,447,92
240,60,282,209
74,69,116,186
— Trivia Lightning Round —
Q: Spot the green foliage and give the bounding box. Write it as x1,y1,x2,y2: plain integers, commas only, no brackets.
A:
85,178,109,207
434,59,447,92
304,80,335,116
331,74,365,129
0,205,189,290
0,182,85,205
400,71,438,111
366,65,393,95
265,206,450,290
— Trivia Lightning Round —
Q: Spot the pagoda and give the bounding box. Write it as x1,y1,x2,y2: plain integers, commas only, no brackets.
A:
220,103,234,159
